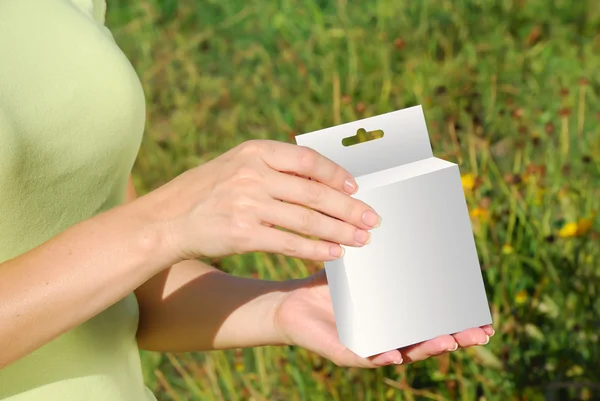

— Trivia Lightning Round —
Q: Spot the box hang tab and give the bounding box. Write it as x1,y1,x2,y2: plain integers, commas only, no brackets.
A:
295,105,433,178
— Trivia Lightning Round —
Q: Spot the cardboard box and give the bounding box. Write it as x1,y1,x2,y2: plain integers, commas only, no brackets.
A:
295,105,492,358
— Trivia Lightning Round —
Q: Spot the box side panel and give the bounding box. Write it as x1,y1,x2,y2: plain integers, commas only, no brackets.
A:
323,258,356,351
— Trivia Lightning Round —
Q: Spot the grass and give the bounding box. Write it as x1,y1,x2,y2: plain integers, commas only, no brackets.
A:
105,0,600,400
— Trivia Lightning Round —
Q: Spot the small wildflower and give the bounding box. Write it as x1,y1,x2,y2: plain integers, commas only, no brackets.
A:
559,108,571,117
298,64,307,76
557,188,569,201
512,108,524,119
526,25,542,45
355,102,366,113
342,95,351,105
515,290,528,305
502,244,514,255
576,217,594,236
393,37,405,51
235,361,244,372
504,173,522,185
470,207,490,223
560,88,570,97
558,222,578,238
461,173,475,190
478,197,492,209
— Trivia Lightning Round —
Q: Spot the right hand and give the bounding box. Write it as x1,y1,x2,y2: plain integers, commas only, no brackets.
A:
143,139,381,262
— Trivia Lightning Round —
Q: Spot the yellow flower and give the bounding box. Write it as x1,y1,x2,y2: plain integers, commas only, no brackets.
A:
576,217,593,236
461,173,475,190
558,215,595,238
558,222,578,238
502,244,514,254
515,290,528,305
470,207,490,223
557,188,569,201
234,361,244,372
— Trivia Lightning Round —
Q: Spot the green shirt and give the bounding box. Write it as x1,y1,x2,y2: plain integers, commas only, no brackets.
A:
0,0,155,399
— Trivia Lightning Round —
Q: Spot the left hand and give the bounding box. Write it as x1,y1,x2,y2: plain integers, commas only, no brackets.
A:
273,270,494,367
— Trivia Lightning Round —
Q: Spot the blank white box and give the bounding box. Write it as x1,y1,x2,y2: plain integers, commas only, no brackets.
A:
296,105,492,358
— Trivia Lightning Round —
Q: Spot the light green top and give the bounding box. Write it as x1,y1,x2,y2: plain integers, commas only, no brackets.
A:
0,1,155,399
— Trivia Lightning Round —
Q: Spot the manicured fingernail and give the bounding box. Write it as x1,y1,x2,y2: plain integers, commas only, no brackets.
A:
355,230,371,245
448,342,459,352
344,179,357,194
362,210,381,227
479,335,490,345
330,245,344,258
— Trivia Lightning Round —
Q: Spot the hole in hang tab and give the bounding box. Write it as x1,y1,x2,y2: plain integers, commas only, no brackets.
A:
342,128,385,147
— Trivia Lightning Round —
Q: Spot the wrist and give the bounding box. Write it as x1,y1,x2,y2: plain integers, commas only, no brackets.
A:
121,198,185,271
266,278,305,347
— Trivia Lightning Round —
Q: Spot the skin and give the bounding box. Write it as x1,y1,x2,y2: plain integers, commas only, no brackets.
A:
0,140,493,370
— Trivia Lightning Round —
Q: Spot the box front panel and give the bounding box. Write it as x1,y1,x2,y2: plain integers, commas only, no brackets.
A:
342,165,492,357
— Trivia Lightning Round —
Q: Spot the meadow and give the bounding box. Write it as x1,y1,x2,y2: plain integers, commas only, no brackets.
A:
106,1,600,400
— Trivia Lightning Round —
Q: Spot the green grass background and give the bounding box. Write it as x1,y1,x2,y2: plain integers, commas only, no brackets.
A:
105,1,600,400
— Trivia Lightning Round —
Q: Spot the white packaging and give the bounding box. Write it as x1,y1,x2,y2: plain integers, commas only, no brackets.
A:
295,105,492,358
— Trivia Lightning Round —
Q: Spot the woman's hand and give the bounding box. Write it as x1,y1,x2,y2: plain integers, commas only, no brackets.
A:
273,270,495,367
144,140,381,262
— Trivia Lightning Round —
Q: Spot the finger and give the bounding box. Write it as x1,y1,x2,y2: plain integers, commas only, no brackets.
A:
259,199,371,247
451,327,489,348
242,225,344,261
329,346,382,369
266,171,381,230
400,335,457,364
369,349,403,366
481,325,495,337
256,140,359,195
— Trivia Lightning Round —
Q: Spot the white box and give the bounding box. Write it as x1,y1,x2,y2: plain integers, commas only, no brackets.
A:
295,105,492,358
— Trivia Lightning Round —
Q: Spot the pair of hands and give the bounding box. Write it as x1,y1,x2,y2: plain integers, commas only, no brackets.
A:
145,139,494,367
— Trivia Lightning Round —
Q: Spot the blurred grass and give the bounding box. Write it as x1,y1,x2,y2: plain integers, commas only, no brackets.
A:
106,0,600,400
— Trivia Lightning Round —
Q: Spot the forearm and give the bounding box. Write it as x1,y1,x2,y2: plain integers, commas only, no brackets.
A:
0,199,176,368
135,259,296,352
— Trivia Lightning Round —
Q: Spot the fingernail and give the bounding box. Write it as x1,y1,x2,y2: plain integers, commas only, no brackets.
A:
344,179,357,194
448,342,459,352
354,230,371,245
479,335,490,345
362,210,381,227
490,329,495,337
330,245,344,258
394,358,403,364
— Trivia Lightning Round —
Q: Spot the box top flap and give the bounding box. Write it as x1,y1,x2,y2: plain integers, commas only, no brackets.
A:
295,105,433,177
